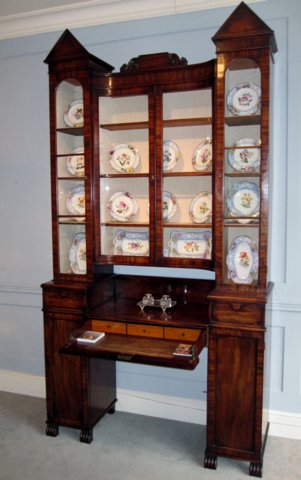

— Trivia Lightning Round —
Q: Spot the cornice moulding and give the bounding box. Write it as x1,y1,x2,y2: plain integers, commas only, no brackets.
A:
0,0,264,40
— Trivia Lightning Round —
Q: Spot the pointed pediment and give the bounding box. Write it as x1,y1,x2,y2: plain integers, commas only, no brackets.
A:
212,2,277,53
44,30,88,64
44,29,114,73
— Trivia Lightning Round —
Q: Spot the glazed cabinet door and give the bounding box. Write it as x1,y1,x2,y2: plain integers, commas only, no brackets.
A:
156,86,214,268
97,90,155,265
54,78,88,278
222,58,262,286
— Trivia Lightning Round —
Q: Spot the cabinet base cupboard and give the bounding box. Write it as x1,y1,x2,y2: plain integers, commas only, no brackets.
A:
42,2,277,477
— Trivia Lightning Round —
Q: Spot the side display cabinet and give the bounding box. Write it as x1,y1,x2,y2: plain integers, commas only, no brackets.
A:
206,3,277,477
42,3,277,477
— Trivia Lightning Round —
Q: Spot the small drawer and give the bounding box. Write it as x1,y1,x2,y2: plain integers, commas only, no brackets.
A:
90,320,126,335
127,324,164,338
43,287,85,310
164,327,200,341
210,302,264,325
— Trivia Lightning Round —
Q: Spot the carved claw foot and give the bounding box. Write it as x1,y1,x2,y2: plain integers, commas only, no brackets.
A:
80,427,93,444
249,462,262,477
46,423,59,437
204,452,218,470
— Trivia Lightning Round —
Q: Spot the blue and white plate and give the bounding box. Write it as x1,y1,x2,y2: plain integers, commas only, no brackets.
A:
69,232,86,274
168,231,212,259
228,138,260,172
64,99,84,127
163,140,181,172
113,230,149,256
226,235,258,284
226,181,260,223
227,83,261,116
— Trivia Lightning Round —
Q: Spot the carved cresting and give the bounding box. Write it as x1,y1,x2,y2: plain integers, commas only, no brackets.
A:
120,52,188,72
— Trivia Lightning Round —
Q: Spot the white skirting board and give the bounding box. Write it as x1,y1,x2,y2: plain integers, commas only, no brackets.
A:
0,369,300,440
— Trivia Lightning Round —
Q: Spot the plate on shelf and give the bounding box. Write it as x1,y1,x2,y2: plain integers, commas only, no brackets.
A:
66,185,85,215
226,235,258,284
228,138,260,172
67,147,85,176
108,191,139,222
189,192,212,224
109,144,140,173
226,181,260,222
163,140,181,172
168,231,212,259
113,230,149,255
63,99,84,127
69,232,86,274
192,138,212,172
227,83,261,116
163,191,178,221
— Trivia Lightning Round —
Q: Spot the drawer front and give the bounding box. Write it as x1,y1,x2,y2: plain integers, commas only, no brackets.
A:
43,288,85,310
164,327,200,341
210,302,264,326
127,324,164,338
91,320,126,335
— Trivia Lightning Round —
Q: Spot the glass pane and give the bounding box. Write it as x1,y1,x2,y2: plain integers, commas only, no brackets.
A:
99,94,150,259
223,58,261,284
162,89,213,261
56,79,86,275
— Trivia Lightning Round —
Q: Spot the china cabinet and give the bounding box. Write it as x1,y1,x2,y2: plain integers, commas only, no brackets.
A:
42,2,277,476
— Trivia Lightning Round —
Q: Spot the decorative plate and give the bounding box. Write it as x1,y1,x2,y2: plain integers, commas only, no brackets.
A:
228,138,260,172
69,232,86,274
67,147,85,177
113,230,149,255
192,138,212,172
226,235,258,284
63,99,84,127
227,83,261,116
226,181,260,221
107,191,139,222
66,185,85,215
109,144,140,173
168,231,212,259
163,191,178,221
189,192,212,224
163,140,181,172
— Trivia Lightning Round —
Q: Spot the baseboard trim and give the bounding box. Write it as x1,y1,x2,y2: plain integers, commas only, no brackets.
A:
1,369,300,440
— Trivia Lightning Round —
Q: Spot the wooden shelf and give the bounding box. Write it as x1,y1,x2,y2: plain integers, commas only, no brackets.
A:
57,127,83,136
100,117,212,131
225,115,260,127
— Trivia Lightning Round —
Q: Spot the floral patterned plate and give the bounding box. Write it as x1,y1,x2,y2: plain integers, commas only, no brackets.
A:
66,185,85,215
168,231,212,259
113,230,149,255
163,191,178,221
192,138,212,172
67,147,85,176
163,140,181,172
108,191,139,222
64,99,84,127
69,232,86,274
189,192,212,224
226,181,260,222
226,235,258,284
227,83,261,116
228,138,260,172
109,144,140,173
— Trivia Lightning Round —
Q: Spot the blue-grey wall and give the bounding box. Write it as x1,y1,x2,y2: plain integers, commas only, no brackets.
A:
0,0,300,418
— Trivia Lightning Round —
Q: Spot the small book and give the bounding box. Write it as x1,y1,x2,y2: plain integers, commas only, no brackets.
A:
173,343,193,357
76,331,105,344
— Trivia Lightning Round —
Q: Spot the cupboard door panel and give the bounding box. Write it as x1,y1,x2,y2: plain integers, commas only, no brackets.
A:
207,327,264,458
